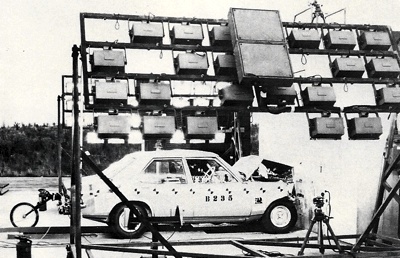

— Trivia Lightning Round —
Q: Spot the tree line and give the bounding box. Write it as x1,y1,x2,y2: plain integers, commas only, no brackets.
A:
0,124,139,177
0,123,259,177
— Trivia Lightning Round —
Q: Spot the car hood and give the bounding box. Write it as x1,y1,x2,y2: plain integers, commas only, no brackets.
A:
232,155,263,179
233,155,293,181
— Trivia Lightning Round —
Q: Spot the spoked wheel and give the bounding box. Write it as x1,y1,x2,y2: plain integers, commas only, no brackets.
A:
10,202,39,227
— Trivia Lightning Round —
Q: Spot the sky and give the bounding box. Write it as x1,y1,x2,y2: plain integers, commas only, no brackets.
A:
1,0,400,234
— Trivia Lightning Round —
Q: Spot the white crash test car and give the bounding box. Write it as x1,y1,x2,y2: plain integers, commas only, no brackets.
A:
82,149,297,238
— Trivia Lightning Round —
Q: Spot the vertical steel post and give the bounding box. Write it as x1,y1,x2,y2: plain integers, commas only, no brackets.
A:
239,111,251,157
80,13,89,106
151,226,159,258
57,95,62,194
71,44,82,258
61,76,66,128
233,112,242,162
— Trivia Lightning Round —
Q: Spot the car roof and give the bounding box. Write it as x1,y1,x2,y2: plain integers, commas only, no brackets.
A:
124,149,219,159
102,149,222,179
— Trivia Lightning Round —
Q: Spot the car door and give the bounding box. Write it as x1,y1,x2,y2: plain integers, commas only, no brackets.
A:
141,158,189,218
184,158,253,220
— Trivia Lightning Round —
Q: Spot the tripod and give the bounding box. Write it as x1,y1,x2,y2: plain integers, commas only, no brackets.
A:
298,207,343,255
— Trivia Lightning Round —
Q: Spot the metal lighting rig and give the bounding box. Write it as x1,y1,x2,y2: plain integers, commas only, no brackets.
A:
61,5,400,258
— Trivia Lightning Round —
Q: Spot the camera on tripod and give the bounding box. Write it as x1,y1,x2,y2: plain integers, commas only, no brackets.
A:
312,192,325,208
299,191,343,255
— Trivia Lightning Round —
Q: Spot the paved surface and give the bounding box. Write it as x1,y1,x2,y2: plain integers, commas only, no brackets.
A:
0,177,330,257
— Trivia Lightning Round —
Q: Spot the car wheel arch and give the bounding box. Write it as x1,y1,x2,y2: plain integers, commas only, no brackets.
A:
274,196,294,204
260,197,298,234
109,201,152,221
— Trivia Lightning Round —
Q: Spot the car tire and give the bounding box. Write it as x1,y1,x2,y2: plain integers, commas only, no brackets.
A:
109,203,147,239
261,200,297,234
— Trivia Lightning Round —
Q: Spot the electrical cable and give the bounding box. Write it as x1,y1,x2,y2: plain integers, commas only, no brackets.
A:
325,190,331,217
142,229,176,241
343,80,349,92
119,231,135,258
82,235,92,244
301,52,308,65
166,230,176,241
0,240,17,248
114,14,120,30
125,229,176,258
324,190,337,252
39,226,52,240
324,190,353,255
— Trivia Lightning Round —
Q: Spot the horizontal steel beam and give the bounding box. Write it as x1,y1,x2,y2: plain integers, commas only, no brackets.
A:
86,72,237,82
128,216,180,224
86,41,396,57
83,244,250,258
86,41,233,53
81,12,228,25
86,240,400,257
283,22,390,31
81,12,391,31
0,226,109,234
289,48,397,57
85,72,400,85
100,234,360,248
240,240,400,252
343,105,400,113
294,77,400,85
70,104,399,114
295,106,342,114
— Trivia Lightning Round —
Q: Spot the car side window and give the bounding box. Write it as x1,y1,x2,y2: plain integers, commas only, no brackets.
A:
144,162,156,174
144,159,186,184
187,159,236,183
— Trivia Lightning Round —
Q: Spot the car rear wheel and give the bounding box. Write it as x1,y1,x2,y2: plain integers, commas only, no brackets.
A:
109,204,147,239
261,200,297,234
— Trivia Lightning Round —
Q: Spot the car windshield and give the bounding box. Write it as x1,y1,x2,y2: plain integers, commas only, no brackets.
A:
102,154,138,179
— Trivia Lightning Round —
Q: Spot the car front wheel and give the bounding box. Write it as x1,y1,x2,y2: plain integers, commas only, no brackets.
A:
109,204,147,239
261,200,297,234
